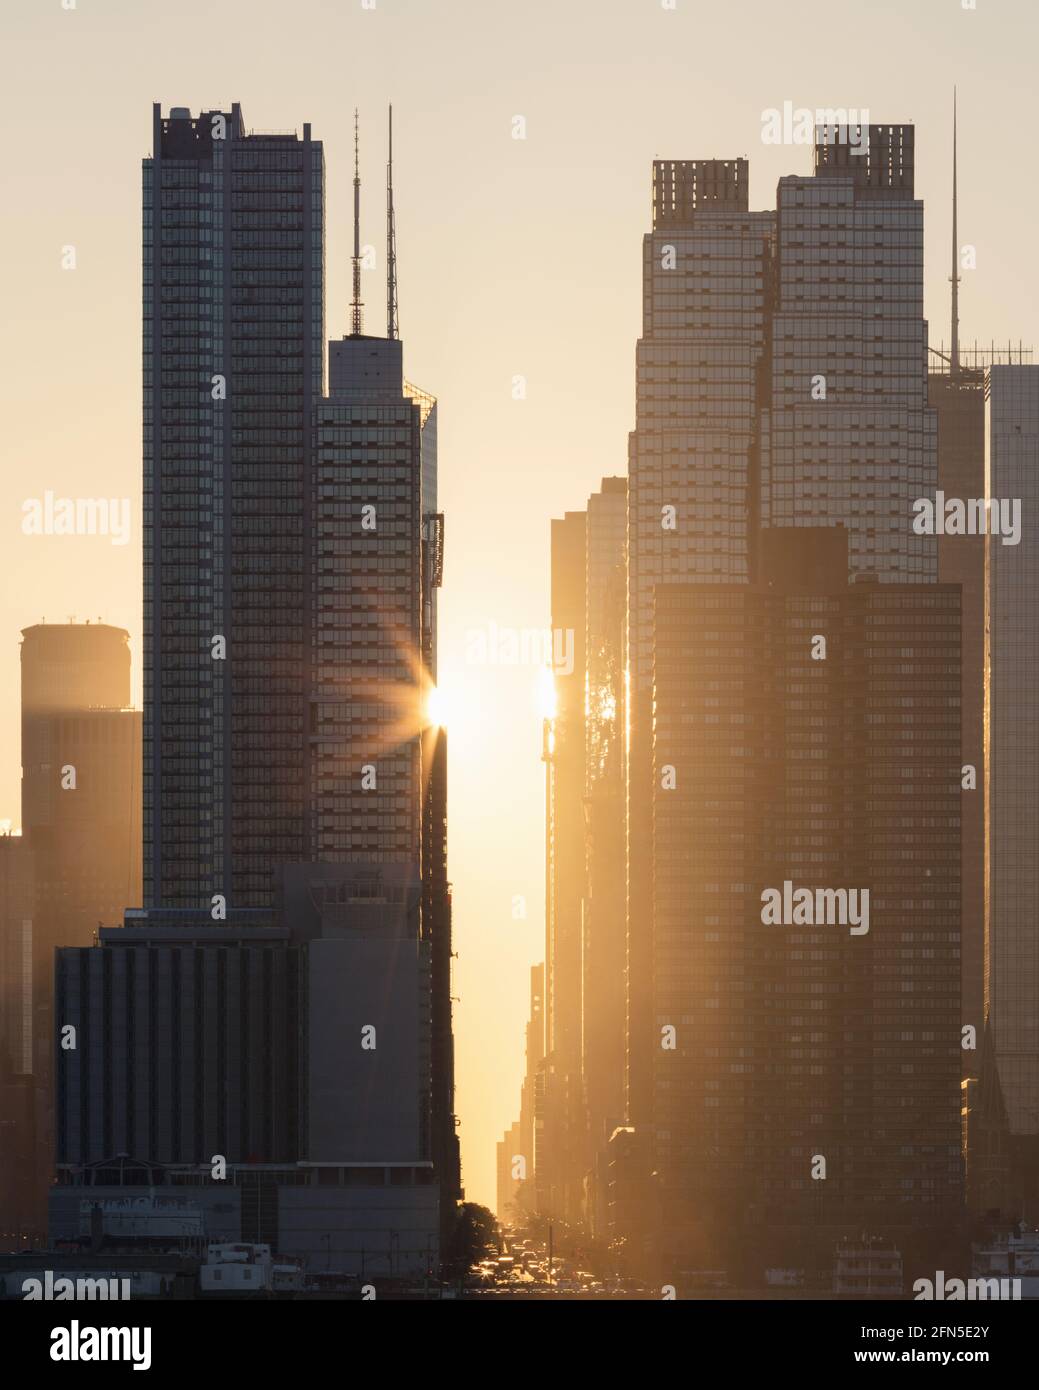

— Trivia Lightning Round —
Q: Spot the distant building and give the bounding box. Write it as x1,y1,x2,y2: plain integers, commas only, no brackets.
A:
497,964,544,1223
496,1121,522,1223
987,364,1039,1219
833,1237,903,1298
581,479,627,1234
0,624,140,1248
0,835,36,1246
543,507,586,1224
537,478,627,1232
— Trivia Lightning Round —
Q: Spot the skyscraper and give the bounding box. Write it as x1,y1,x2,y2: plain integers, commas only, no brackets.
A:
987,363,1039,1218
764,127,937,582
928,104,986,1052
928,365,985,1052
651,531,962,1275
543,507,586,1223
52,105,457,1275
627,157,773,1149
144,104,323,910
625,126,961,1278
539,478,627,1230
581,477,627,1236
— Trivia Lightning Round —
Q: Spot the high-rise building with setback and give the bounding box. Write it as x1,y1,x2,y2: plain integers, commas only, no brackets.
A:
627,158,773,1146
987,364,1039,1218
625,127,960,1277
52,105,457,1276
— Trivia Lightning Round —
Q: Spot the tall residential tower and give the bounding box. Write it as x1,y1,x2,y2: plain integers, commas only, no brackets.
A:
52,105,457,1274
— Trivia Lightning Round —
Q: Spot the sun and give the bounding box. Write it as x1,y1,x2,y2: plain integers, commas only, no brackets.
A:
426,683,449,728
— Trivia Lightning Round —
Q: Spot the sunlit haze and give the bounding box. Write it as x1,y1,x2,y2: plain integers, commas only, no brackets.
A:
2,0,1037,1217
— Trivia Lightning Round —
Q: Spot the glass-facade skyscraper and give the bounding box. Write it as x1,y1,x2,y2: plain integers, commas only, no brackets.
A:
51,104,458,1275
144,104,323,909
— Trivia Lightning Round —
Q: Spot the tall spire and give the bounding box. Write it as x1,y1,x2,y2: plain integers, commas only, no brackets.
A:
386,104,399,340
350,107,363,337
950,87,960,375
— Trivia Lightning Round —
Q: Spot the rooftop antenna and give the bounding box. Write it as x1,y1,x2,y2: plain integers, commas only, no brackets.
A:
350,108,364,336
950,87,960,375
387,104,399,340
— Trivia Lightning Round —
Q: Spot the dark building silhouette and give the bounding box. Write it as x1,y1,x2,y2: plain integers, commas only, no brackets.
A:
497,963,544,1222
0,623,141,1248
142,104,322,910
0,835,36,1247
52,105,457,1276
652,530,962,1277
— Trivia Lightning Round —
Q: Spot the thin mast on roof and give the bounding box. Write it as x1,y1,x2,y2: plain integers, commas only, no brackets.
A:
387,104,399,340
350,108,364,336
950,88,960,375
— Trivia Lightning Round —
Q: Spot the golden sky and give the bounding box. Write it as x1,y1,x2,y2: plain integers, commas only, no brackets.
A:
1,0,1036,1210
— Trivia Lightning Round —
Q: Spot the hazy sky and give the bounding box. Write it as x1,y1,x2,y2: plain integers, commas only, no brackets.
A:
2,0,1036,1210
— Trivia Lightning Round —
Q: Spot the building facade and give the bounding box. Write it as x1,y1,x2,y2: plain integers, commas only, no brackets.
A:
53,104,457,1276
928,365,986,1062
987,364,1039,1218
143,104,323,911
0,624,141,1248
651,531,962,1276
627,159,773,1151
624,127,960,1277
